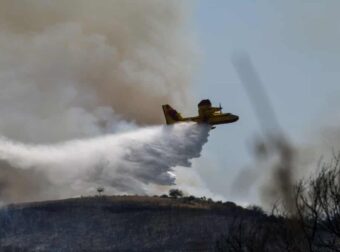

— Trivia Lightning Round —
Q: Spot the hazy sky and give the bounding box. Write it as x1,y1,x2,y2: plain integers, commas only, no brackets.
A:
191,0,340,203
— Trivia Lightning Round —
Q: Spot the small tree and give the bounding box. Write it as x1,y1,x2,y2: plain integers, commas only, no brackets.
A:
97,186,104,196
169,189,184,198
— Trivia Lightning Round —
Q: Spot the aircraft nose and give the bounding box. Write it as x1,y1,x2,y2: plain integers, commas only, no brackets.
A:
232,114,239,122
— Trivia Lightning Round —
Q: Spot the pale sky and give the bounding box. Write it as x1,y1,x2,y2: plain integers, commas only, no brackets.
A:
191,0,340,204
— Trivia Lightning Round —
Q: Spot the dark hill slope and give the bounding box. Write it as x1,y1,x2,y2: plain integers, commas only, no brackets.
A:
0,196,263,251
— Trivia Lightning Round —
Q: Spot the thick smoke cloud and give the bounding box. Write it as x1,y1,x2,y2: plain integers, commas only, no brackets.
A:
0,0,195,143
0,123,209,203
0,1,206,203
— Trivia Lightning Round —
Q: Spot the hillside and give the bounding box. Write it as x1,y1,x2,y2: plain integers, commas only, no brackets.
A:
0,195,263,251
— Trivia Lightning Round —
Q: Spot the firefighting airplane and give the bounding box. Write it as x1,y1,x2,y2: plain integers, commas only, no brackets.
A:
162,99,239,128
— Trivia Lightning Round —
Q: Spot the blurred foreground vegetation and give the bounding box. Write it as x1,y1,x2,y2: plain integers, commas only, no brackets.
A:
216,155,340,252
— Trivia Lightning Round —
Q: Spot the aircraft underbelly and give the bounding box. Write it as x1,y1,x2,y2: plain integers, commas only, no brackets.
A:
181,116,235,125
208,115,236,125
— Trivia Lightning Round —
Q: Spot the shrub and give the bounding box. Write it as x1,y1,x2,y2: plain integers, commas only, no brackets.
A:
169,189,184,198
222,201,236,208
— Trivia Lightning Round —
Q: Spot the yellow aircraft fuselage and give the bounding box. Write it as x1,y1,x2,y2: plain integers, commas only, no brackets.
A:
162,99,239,127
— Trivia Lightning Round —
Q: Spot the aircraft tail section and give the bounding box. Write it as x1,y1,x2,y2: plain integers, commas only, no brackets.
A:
162,104,183,124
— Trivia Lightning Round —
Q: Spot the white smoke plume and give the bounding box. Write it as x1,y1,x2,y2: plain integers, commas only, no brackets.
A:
0,123,209,203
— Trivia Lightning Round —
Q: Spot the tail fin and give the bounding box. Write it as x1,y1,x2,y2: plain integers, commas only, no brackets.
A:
162,104,183,124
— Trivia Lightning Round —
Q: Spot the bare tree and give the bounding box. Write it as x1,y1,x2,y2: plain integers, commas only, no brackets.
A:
217,155,340,252
293,155,340,251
